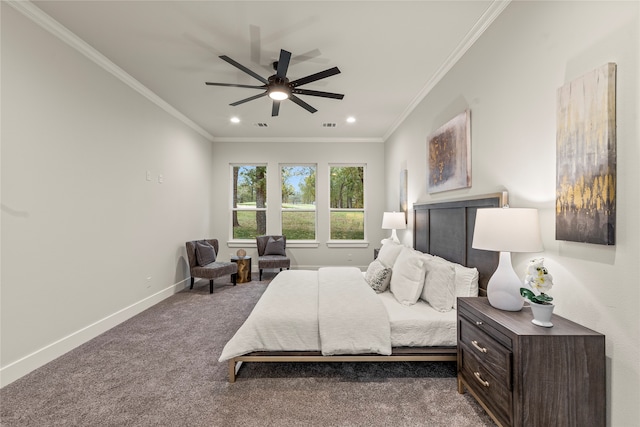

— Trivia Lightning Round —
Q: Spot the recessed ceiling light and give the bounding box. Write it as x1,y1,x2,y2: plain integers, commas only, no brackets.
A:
346,116,356,123
230,117,240,124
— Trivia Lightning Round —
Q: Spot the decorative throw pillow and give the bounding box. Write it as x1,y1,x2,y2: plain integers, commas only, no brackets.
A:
377,239,404,268
264,236,286,256
421,260,456,312
365,260,392,293
389,247,426,305
195,240,216,266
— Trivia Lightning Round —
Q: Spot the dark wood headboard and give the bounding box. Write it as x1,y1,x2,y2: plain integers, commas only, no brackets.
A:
413,193,503,296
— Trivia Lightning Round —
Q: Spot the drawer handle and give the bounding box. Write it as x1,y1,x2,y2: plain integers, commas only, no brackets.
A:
474,371,490,387
471,340,488,353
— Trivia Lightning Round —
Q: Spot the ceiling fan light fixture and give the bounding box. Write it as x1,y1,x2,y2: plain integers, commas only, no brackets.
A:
268,86,290,101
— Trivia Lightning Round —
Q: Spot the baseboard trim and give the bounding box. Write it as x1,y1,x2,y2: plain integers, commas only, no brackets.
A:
0,279,189,388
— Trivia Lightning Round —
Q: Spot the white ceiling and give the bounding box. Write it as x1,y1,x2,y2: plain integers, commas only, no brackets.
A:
25,1,509,142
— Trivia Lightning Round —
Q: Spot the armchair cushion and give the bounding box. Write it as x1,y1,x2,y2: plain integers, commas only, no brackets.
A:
195,240,216,266
264,236,286,256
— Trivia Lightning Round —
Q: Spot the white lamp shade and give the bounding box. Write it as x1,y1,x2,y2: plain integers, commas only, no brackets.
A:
472,208,543,253
472,207,543,312
382,212,406,230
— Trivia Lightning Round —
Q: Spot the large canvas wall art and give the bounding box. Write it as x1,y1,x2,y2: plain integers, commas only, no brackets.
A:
556,63,616,245
427,110,471,193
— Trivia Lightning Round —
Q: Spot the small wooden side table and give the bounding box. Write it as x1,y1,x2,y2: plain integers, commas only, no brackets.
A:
231,256,251,283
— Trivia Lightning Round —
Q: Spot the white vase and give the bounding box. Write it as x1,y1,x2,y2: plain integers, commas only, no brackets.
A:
529,301,555,327
486,252,525,311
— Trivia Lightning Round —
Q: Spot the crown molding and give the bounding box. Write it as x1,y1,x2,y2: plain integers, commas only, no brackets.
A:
383,0,511,142
211,136,384,144
7,0,215,142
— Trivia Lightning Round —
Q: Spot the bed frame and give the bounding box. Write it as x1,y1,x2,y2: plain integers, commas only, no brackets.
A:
227,193,503,382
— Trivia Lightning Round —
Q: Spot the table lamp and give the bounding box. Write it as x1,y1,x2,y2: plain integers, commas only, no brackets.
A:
472,207,543,311
382,211,406,243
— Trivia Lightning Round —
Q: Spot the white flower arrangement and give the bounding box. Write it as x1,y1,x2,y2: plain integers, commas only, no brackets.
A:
520,258,554,305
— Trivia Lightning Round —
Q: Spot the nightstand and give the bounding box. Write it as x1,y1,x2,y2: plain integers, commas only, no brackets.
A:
457,297,605,427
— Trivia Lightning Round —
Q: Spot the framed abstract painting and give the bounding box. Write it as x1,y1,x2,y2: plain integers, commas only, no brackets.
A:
556,63,616,245
427,110,471,193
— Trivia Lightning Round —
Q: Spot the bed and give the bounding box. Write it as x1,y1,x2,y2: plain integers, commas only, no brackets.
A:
221,193,502,382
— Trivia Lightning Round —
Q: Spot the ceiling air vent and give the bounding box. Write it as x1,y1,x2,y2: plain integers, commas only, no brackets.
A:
253,123,268,127
322,123,337,128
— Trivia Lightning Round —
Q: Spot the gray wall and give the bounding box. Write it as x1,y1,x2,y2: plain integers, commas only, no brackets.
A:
1,4,213,385
384,2,640,425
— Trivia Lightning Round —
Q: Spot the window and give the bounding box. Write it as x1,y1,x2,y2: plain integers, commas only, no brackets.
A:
329,165,365,240
281,165,316,240
232,165,267,239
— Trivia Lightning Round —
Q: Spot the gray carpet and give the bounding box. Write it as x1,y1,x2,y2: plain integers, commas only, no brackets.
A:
1,274,495,426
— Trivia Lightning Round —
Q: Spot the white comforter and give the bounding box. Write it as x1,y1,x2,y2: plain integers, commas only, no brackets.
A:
219,267,391,361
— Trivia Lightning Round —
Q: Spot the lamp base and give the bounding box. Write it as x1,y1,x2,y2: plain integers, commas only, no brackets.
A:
389,229,400,243
487,252,524,311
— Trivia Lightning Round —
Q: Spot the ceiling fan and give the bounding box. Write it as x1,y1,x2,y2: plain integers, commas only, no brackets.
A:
205,49,344,117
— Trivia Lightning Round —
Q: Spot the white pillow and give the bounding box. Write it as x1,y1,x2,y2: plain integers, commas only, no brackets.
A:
377,239,404,268
434,256,480,308
421,260,456,312
452,264,479,308
365,260,392,293
390,247,426,305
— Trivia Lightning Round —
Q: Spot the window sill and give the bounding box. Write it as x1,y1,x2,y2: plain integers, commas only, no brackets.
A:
227,240,256,248
227,240,369,249
226,240,320,249
288,241,320,248
326,240,370,248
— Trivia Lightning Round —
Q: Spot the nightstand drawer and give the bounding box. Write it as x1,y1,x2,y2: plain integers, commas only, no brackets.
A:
459,316,512,389
460,347,512,427
458,302,512,349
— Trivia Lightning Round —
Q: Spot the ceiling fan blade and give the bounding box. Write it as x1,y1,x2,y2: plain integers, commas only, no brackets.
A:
275,50,292,79
290,66,341,87
292,88,344,100
219,55,268,84
291,48,324,65
205,82,266,89
230,92,267,106
271,100,281,117
289,95,317,114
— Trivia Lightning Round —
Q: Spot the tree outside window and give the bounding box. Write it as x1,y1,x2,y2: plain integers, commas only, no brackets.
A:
232,165,267,239
281,165,316,240
329,165,365,240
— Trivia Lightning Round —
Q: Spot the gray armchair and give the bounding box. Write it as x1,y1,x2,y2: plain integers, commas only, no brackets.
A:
256,235,290,280
185,239,237,293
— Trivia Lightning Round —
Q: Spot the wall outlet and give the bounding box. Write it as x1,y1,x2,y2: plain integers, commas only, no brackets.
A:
146,171,151,181
146,276,151,288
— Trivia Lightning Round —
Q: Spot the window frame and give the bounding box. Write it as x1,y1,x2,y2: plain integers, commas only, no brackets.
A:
229,163,267,243
327,163,368,247
279,163,318,243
